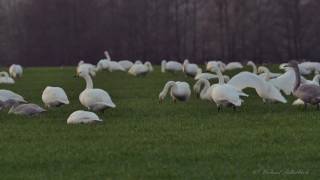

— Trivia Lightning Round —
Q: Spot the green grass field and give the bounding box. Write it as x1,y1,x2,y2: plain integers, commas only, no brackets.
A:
0,66,318,179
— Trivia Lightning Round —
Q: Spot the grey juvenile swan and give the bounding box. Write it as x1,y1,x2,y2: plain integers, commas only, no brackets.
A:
287,61,320,110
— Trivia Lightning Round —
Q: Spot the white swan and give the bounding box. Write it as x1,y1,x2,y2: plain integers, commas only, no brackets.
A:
209,67,248,111
97,51,125,72
67,110,102,124
193,79,215,101
159,81,191,103
77,60,97,77
119,60,134,71
0,90,26,103
9,64,23,78
225,62,243,71
206,61,225,72
9,103,46,116
42,86,70,108
128,62,153,76
228,72,287,103
0,72,15,84
257,66,281,80
161,60,183,73
183,59,200,77
78,71,116,112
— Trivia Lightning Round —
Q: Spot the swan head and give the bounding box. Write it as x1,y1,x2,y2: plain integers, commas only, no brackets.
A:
78,60,85,66
257,66,269,74
247,61,254,66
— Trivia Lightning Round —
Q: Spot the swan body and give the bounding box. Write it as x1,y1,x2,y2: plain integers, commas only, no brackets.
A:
225,62,243,71
79,71,116,112
119,60,134,71
183,60,200,77
99,51,125,72
209,67,248,110
228,72,287,103
0,72,15,84
193,79,215,101
206,61,225,72
161,60,183,73
9,64,23,78
128,62,153,76
0,90,26,103
159,81,191,102
9,103,46,116
287,61,320,109
106,61,125,72
67,110,102,124
42,86,70,108
77,61,97,77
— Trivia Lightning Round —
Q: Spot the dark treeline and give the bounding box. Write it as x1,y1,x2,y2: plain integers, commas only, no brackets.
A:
0,0,320,66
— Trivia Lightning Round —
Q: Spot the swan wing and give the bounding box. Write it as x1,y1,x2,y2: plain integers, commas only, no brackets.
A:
211,85,243,106
227,72,264,91
268,70,295,95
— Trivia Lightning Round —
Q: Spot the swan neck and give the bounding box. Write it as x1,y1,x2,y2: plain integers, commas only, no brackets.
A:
200,80,210,99
83,74,93,89
160,81,176,99
161,61,166,72
293,66,301,91
216,69,224,84
252,63,257,74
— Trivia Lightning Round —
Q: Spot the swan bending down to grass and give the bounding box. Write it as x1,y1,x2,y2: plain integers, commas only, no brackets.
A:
159,81,191,103
8,102,46,116
67,110,102,124
118,60,134,71
77,60,97,77
183,59,200,77
128,62,153,76
161,60,183,73
194,67,248,111
286,61,320,110
0,90,26,103
97,51,125,72
78,71,116,112
42,86,69,108
9,64,23,78
0,72,15,84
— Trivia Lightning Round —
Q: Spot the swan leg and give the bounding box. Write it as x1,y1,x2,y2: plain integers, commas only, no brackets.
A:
317,104,320,111
218,106,222,112
304,103,307,111
173,98,177,104
232,105,236,112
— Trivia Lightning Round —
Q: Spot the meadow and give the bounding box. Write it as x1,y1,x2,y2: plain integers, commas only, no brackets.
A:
0,66,318,179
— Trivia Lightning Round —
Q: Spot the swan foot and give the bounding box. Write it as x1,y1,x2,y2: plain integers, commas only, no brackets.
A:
217,106,221,112
232,105,237,112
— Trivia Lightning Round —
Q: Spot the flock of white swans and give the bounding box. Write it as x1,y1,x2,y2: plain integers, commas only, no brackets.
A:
1,50,320,124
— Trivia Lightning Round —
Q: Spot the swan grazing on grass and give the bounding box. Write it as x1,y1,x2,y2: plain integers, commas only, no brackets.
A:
161,60,183,73
9,64,23,78
78,71,116,112
206,61,225,73
228,72,287,103
77,60,97,77
9,103,46,116
42,86,70,108
194,71,230,82
159,81,191,103
119,60,134,71
183,59,200,77
287,61,320,110
128,62,153,76
0,72,15,84
0,90,26,103
225,62,243,71
67,110,102,124
97,51,125,72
